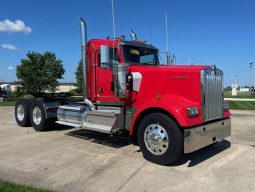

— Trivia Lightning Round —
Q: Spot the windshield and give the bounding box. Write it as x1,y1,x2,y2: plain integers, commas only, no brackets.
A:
122,46,160,65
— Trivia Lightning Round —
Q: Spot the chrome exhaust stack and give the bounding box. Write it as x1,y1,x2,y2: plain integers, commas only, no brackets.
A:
130,30,137,41
80,17,95,110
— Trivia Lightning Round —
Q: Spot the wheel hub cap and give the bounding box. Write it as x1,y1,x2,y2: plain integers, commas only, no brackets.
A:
32,107,42,125
17,105,25,121
144,124,169,155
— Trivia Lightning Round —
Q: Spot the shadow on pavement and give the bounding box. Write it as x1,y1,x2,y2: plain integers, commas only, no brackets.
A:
170,140,231,167
66,129,132,148
65,128,231,166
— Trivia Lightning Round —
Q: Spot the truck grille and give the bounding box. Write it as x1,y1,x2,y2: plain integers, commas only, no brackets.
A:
201,66,224,122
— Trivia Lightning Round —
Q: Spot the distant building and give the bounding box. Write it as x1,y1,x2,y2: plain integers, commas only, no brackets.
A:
240,88,249,92
0,84,11,97
9,83,76,93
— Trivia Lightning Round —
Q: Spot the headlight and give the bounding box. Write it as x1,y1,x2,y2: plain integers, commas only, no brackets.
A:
187,107,199,117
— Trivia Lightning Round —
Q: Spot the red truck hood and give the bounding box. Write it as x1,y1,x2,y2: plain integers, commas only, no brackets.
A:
129,64,209,104
129,65,210,124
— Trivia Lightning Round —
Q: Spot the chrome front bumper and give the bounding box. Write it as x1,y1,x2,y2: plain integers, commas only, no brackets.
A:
184,118,231,153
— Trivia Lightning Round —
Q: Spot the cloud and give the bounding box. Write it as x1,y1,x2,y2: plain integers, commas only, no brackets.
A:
8,66,14,70
0,19,32,34
2,43,18,51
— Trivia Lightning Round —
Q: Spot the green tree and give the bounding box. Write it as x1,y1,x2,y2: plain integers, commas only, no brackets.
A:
16,51,65,96
75,60,83,93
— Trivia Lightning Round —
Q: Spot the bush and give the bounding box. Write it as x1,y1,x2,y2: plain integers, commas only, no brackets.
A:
11,89,25,99
68,89,82,97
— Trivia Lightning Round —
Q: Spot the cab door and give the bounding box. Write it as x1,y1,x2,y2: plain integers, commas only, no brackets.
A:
95,48,121,103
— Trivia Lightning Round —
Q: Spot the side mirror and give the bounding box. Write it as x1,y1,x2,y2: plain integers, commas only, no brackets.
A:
100,45,110,69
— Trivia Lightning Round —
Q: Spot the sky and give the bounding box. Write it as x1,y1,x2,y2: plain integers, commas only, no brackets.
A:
0,0,255,87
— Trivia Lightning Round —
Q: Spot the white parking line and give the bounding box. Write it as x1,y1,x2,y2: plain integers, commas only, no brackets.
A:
209,145,249,169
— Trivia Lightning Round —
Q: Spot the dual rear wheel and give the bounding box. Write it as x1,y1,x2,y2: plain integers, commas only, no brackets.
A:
15,100,53,131
15,100,31,127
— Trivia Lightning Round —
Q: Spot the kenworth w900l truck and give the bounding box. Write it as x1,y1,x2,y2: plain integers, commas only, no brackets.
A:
15,18,231,165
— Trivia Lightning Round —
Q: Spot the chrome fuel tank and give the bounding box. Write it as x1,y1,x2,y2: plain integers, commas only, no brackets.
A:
57,105,89,124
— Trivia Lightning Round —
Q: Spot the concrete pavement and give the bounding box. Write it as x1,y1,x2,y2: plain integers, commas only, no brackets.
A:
0,106,255,192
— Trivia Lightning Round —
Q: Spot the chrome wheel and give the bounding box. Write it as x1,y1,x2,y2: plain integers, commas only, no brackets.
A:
144,124,169,155
17,104,25,121
32,107,42,125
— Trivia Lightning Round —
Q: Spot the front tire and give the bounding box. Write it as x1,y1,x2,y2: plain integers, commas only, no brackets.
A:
137,113,183,165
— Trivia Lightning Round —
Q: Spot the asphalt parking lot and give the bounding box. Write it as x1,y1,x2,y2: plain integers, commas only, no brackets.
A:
0,106,255,192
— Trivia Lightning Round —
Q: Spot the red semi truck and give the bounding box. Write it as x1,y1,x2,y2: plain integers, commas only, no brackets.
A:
15,18,231,165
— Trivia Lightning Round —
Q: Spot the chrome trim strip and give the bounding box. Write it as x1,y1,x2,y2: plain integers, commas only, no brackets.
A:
200,69,205,122
56,121,112,134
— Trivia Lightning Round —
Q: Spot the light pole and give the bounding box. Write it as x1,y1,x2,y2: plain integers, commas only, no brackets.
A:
249,62,253,95
235,72,240,86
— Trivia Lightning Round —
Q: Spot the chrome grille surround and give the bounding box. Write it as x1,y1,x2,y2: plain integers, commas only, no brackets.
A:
201,66,224,122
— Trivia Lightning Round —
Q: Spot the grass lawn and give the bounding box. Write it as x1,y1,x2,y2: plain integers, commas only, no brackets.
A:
0,179,53,192
0,100,15,107
228,101,255,110
224,91,255,98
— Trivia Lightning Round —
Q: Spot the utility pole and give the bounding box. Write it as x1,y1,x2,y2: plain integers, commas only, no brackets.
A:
249,62,253,95
235,72,240,86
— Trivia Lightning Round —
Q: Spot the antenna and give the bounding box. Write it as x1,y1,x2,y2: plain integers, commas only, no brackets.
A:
165,12,169,52
165,12,172,65
187,56,192,65
111,0,116,40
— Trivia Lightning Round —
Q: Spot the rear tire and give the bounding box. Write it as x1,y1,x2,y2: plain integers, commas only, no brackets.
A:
15,100,31,127
137,113,183,165
30,103,53,131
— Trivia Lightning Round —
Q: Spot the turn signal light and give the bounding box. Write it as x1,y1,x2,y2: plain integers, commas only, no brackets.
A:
187,107,199,118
